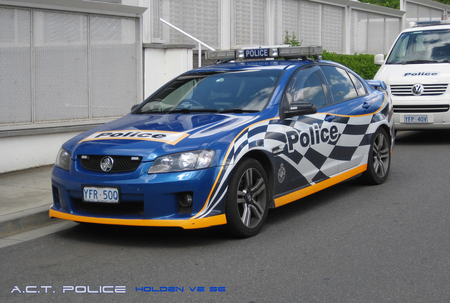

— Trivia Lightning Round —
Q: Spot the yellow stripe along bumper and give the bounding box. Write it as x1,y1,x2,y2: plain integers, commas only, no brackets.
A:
275,164,367,207
49,165,367,229
49,210,227,229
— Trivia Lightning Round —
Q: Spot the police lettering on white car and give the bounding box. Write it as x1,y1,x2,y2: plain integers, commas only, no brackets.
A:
51,45,394,237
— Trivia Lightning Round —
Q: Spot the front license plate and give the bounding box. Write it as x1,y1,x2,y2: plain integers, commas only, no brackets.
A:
404,115,428,124
83,186,119,203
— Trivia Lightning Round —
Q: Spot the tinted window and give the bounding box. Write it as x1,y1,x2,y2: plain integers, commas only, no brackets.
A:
302,73,326,107
286,67,327,108
321,66,358,103
348,73,367,96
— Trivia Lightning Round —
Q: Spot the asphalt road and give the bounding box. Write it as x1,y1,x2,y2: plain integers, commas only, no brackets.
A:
1,130,449,303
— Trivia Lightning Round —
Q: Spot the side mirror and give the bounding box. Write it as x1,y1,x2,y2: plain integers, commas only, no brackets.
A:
131,104,139,111
374,54,385,66
280,93,317,120
285,102,317,118
366,80,387,91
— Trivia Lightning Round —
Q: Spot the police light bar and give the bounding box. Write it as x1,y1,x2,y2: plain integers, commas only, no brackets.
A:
206,46,323,61
278,46,322,58
411,20,450,27
206,50,237,60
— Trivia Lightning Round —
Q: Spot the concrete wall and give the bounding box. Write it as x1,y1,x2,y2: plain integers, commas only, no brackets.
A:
0,132,81,174
144,45,194,97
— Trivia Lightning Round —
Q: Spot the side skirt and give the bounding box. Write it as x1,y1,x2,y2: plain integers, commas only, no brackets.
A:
274,165,367,208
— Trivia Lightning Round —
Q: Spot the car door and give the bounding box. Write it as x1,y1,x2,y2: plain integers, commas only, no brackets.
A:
272,65,339,197
318,64,373,173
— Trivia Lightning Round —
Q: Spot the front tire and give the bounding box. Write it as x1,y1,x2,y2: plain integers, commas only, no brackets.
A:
225,158,269,238
361,127,391,185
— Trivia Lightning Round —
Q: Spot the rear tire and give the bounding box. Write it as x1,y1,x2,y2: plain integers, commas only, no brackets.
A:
225,158,269,238
361,127,391,185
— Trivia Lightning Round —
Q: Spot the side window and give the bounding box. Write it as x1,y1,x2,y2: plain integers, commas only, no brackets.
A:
303,73,327,107
321,65,358,103
287,67,327,108
348,73,367,96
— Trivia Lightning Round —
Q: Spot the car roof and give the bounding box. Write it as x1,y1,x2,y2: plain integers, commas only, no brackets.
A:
402,24,450,33
186,59,314,74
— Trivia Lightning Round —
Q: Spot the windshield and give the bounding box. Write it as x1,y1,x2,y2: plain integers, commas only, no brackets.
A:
137,70,283,114
386,29,450,64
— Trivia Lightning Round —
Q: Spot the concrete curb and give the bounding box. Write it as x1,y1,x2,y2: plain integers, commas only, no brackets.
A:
0,204,59,238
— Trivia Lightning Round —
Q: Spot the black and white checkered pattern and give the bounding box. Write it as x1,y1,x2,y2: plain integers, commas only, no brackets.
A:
195,103,392,219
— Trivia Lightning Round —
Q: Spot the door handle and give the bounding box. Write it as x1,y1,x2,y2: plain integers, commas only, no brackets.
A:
362,102,371,109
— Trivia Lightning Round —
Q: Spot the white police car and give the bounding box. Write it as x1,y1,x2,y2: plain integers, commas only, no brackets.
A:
51,46,394,237
374,20,450,130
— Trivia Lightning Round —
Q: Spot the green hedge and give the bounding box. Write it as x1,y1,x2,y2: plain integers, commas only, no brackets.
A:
321,51,381,80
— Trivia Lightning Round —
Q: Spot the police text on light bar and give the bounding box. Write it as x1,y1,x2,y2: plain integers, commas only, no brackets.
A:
206,46,323,61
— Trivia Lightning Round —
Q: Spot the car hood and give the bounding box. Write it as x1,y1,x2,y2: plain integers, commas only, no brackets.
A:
374,63,450,85
65,113,260,162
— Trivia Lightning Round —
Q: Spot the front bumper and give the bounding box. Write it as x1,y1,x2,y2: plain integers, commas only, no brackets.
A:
394,111,450,130
50,162,227,228
392,94,450,130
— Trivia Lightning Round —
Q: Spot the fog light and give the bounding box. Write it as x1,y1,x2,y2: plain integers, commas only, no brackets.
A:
178,192,193,214
179,193,193,207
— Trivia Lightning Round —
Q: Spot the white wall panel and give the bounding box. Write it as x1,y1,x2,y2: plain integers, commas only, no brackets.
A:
0,132,82,173
233,0,265,47
144,47,193,97
351,10,401,55
0,8,32,124
418,5,431,21
322,4,344,52
282,0,299,38
386,16,401,53
167,0,220,48
368,13,385,55
351,11,368,54
34,11,89,122
406,2,419,24
91,16,137,118
431,8,443,20
0,7,139,126
299,0,321,47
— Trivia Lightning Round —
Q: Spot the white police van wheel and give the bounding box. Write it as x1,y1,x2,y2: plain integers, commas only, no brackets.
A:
362,128,391,185
225,158,269,238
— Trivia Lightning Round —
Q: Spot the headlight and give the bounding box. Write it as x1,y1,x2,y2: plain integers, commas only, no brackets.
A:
149,150,215,174
55,147,71,171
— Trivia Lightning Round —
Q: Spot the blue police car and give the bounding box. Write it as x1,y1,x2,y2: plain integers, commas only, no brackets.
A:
50,46,394,237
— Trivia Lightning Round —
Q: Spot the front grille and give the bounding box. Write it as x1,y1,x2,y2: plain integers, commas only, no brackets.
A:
390,84,448,96
394,104,450,113
79,155,142,173
74,198,144,215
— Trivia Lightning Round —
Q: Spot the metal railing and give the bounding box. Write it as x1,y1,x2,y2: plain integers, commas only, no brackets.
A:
159,18,215,67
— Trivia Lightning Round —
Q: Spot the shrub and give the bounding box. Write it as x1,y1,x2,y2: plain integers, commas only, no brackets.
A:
322,51,381,80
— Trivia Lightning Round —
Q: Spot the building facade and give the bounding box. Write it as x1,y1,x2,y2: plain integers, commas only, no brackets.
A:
0,0,449,173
